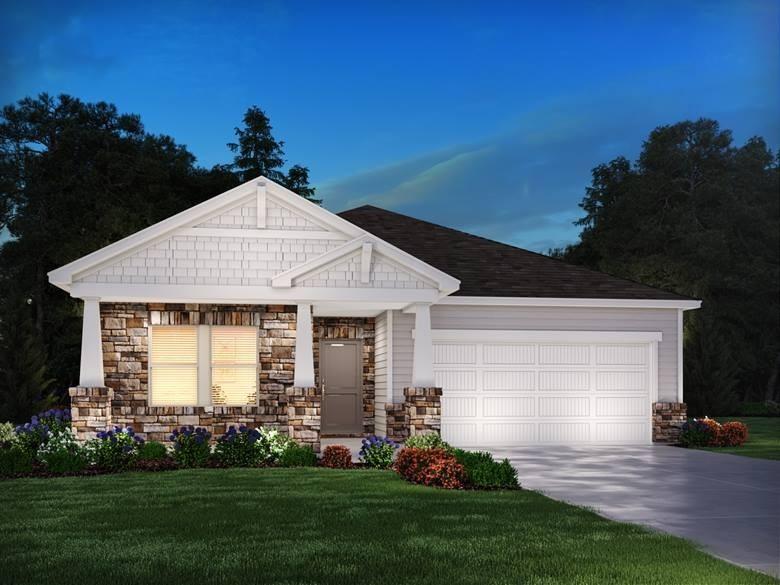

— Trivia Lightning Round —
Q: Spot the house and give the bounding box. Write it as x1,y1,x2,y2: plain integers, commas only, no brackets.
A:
48,177,700,450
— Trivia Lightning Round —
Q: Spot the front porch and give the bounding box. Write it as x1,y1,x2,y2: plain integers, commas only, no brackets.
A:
68,301,442,452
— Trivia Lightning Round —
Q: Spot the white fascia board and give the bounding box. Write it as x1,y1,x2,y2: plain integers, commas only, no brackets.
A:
68,282,441,304
430,329,663,343
371,238,459,294
436,296,702,310
178,228,346,240
312,301,407,317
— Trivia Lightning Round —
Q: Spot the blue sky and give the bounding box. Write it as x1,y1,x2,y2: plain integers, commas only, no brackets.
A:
2,0,778,251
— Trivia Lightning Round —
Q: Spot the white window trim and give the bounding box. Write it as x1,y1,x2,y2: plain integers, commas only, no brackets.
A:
149,325,259,408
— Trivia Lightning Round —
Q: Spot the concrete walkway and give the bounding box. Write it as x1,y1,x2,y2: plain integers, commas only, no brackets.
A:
493,445,780,577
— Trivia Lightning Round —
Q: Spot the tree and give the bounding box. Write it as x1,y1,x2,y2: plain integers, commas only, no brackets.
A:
558,119,780,412
228,106,320,203
0,294,56,422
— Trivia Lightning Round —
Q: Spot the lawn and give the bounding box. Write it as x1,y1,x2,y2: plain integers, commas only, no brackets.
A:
1,469,776,585
701,417,780,460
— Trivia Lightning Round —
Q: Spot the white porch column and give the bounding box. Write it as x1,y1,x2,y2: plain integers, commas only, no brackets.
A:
79,298,104,387
411,303,435,387
293,303,315,387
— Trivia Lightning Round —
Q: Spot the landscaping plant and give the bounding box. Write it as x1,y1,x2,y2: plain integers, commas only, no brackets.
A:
0,421,15,445
321,445,352,468
87,426,144,470
136,440,169,461
719,421,749,447
214,425,265,467
37,428,87,473
278,443,317,467
359,435,398,469
257,427,293,463
394,447,466,489
404,433,452,451
0,445,33,476
170,426,211,467
453,449,519,489
679,418,720,447
13,408,71,455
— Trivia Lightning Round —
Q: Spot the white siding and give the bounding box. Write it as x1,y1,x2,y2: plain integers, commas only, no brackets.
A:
295,251,436,290
374,311,389,435
411,305,679,402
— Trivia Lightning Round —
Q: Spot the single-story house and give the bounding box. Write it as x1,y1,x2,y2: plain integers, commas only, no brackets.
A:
49,177,700,450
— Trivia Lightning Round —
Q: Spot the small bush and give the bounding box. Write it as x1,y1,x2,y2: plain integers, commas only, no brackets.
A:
359,435,398,469
214,426,264,467
170,426,211,468
321,445,352,468
278,443,317,467
87,426,144,470
720,421,749,447
37,428,87,473
0,446,33,476
13,408,72,455
0,422,15,446
679,418,720,447
394,447,466,489
404,433,452,451
453,449,518,489
257,427,294,464
136,440,168,461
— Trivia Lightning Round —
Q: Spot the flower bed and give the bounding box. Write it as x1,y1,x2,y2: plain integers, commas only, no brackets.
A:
679,417,749,448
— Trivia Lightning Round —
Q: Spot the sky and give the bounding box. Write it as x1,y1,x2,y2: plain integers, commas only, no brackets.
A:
1,0,778,251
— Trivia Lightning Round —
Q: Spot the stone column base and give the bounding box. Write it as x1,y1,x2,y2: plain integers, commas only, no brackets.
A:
287,386,321,452
69,386,113,440
404,387,443,438
385,402,409,442
653,402,687,443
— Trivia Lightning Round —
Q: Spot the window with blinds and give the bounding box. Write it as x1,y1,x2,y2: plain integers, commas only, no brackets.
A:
210,327,258,406
150,326,198,406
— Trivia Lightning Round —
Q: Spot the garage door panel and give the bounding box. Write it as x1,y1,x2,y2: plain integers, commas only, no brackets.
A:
482,423,536,444
539,396,589,417
539,422,590,442
441,422,477,445
539,371,589,391
483,396,535,417
596,371,647,391
539,344,589,365
434,370,476,390
595,422,648,442
483,344,535,364
596,344,647,365
596,396,646,417
441,396,477,417
483,370,535,391
434,343,476,365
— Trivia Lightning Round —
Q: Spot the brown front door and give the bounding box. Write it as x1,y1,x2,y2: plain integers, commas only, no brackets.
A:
320,340,362,435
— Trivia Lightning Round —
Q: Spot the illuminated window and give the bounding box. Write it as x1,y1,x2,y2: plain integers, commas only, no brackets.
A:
149,326,198,405
211,327,258,406
149,326,258,406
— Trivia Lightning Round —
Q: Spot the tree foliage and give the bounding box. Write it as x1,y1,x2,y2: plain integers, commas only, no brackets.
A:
556,119,780,413
0,94,318,419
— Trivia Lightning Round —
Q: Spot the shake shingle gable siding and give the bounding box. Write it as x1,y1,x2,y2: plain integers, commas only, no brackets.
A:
338,205,690,300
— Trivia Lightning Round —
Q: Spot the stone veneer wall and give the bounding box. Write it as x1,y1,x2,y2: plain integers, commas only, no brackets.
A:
287,386,321,451
385,387,442,442
68,387,113,440
312,316,375,436
100,303,297,442
652,402,687,443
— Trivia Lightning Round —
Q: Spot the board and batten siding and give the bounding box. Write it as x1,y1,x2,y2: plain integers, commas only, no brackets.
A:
374,311,389,435
391,305,679,403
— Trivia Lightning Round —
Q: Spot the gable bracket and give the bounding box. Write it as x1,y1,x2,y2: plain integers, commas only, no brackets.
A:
256,181,267,228
360,242,373,284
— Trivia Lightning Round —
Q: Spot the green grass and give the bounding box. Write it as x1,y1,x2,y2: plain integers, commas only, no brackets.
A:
1,470,776,585
701,417,780,460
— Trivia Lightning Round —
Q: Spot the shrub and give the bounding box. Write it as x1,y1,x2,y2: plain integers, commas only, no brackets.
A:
257,427,294,463
679,418,721,447
453,449,518,489
404,433,452,451
394,447,466,489
720,421,749,447
87,426,144,470
321,445,352,468
136,440,168,461
13,408,72,455
0,422,15,446
359,435,398,469
37,428,87,473
0,445,33,476
170,426,211,468
278,443,317,467
214,425,264,467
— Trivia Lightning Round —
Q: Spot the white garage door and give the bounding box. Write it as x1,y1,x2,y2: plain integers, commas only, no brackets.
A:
434,330,660,446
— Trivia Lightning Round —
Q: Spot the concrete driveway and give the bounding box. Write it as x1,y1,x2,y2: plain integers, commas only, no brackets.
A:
492,445,780,576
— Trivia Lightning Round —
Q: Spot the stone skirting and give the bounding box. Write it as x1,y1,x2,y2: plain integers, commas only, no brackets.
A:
69,386,113,440
287,386,321,452
385,387,442,442
653,402,687,443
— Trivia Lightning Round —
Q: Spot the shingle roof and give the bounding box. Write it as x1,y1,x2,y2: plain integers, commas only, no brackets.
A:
338,205,691,300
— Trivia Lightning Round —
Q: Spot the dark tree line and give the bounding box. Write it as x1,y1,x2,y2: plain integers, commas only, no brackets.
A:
0,94,319,421
552,119,779,415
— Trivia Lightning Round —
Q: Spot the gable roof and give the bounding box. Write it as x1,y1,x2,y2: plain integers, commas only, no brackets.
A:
338,205,694,302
